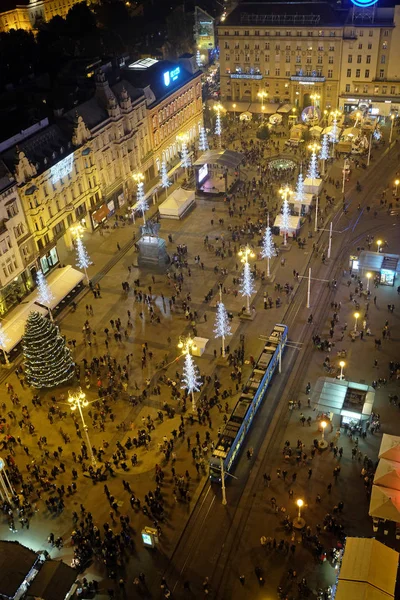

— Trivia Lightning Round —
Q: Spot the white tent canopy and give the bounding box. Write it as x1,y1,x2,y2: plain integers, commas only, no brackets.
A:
277,103,293,113
239,111,252,121
273,214,301,237
369,485,400,522
269,113,283,125
159,187,195,220
338,537,398,598
36,266,85,311
310,125,323,135
335,581,395,600
1,303,48,353
374,458,400,491
378,434,400,462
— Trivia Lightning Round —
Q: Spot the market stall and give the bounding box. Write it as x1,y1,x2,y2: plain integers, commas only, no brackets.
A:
273,214,301,239
158,187,195,220
379,434,400,462
373,458,400,491
269,113,283,125
309,125,323,139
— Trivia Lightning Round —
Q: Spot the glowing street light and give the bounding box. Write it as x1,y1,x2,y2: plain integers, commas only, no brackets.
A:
366,272,372,291
232,103,237,120
395,179,399,195
389,114,395,144
68,388,97,468
339,361,345,380
310,93,320,118
354,312,360,332
293,498,306,529
377,239,382,253
257,90,268,113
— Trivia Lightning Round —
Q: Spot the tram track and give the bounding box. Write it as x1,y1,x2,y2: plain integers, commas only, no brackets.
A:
162,142,400,597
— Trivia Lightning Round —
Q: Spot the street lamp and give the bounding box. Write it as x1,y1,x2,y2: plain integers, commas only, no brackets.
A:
238,245,255,314
279,185,293,246
377,239,382,253
68,388,97,468
355,111,362,128
310,93,320,119
232,103,237,120
308,142,320,232
354,312,360,332
389,114,395,144
330,109,341,158
257,90,268,114
318,420,328,449
366,272,372,291
395,179,399,195
339,361,345,380
293,498,306,529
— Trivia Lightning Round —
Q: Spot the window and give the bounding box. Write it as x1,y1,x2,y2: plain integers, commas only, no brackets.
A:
382,86,387,94
365,69,370,78
255,30,259,36
275,44,280,50
244,43,249,49
318,45,323,51
329,31,335,37
275,54,280,62
234,30,239,36
328,55,333,64
225,54,229,62
379,69,384,78
255,54,260,62
308,31,313,37
363,85,368,93
391,86,396,94
384,30,389,37
286,31,291,36
369,30,373,37
368,43,372,49
265,55,270,62
357,55,362,63
329,45,334,51
296,31,302,37
359,30,364,37
234,53,240,61
244,30,249,36
327,69,333,78
347,68,351,77
285,44,291,50
265,42,270,50
265,69,270,75
53,221,65,237
358,43,362,49
355,69,360,78
345,84,350,92
295,55,301,64
67,214,73,227
234,42,239,49
275,31,280,36
374,86,379,93
354,86,359,93
348,54,352,63
317,55,323,64
366,55,371,64
381,55,386,64
275,68,280,76
285,55,291,63
285,70,291,77
255,43,259,49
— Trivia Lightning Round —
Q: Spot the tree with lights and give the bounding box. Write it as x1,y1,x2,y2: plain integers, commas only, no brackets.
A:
307,148,320,180
198,126,209,152
36,270,54,321
215,112,222,148
22,311,75,388
181,352,202,412
214,298,231,357
160,160,171,190
180,139,191,169
240,262,255,314
294,171,306,205
76,236,92,284
281,197,291,246
261,216,276,277
319,134,330,175
135,178,149,224
196,49,202,68
0,321,10,365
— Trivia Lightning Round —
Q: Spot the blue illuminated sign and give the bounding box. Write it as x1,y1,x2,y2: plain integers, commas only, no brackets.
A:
351,0,378,6
163,67,180,87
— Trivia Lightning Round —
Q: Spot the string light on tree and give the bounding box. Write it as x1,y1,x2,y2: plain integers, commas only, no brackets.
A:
178,336,202,412
178,134,191,170
214,286,231,357
279,185,292,246
133,172,148,224
0,322,10,365
238,246,256,314
307,143,320,180
160,160,171,190
329,109,341,157
198,126,209,152
294,170,306,205
196,49,202,68
213,103,223,148
261,214,277,277
22,311,75,388
71,225,92,284
319,134,330,176
36,270,54,321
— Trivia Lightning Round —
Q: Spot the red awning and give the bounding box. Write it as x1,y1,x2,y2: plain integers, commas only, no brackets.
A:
91,204,109,224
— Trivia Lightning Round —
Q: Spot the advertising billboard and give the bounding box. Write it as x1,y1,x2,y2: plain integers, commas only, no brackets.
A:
195,7,215,50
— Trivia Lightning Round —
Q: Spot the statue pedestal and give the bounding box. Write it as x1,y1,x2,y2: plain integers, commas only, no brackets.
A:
137,235,170,271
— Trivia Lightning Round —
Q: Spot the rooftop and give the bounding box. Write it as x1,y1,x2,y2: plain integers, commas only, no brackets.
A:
0,541,39,598
221,2,349,27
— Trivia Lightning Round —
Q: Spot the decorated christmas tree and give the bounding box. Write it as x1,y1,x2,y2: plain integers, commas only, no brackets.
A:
198,126,209,152
281,198,291,246
240,262,255,313
214,300,231,357
261,216,277,277
181,140,191,168
307,148,320,180
294,171,306,204
136,178,148,223
181,352,202,411
319,134,330,161
160,160,171,189
23,311,75,388
75,237,92,283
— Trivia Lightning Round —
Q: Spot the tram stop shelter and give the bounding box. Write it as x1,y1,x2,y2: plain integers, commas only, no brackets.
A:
350,250,399,286
311,377,375,427
335,537,399,600
193,149,243,195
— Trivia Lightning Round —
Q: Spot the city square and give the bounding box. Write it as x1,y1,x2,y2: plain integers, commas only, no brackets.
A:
0,1,400,600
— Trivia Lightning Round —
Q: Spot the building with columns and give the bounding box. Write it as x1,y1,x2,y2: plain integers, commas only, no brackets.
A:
218,1,400,117
0,0,84,32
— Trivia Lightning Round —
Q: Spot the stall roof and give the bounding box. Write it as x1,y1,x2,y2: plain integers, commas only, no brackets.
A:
26,560,76,600
37,266,85,311
1,302,48,353
379,434,400,462
311,377,374,417
357,251,399,273
373,458,400,492
338,537,398,597
0,541,38,599
277,103,293,113
193,149,244,170
369,485,400,522
248,102,279,115
335,581,394,600
273,214,301,231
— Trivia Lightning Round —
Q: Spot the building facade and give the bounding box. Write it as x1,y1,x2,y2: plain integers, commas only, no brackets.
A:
218,2,400,117
0,0,84,32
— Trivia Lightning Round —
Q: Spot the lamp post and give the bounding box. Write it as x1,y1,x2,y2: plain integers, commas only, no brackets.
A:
257,90,268,117
354,312,360,332
310,93,320,119
339,361,345,380
377,239,382,253
133,172,147,224
232,103,237,120
68,388,97,468
238,245,255,314
307,142,320,232
330,109,341,158
279,185,292,246
395,179,399,195
366,272,372,292
389,114,395,144
293,498,306,529
367,132,373,166
318,420,328,449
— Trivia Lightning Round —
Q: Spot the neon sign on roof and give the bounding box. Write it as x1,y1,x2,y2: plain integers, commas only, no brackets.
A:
351,0,378,7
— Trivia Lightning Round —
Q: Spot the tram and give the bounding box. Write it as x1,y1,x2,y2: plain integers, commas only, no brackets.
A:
209,323,288,481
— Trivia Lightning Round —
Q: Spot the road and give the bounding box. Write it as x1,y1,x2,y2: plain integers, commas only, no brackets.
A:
159,139,400,598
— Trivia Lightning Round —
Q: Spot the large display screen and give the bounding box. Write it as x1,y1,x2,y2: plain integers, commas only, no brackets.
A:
50,154,74,184
198,163,208,184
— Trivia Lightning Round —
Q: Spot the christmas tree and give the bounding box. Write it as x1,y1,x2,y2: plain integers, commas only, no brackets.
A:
23,311,75,388
181,140,191,168
198,126,209,152
160,160,171,189
307,147,320,180
319,134,330,161
281,198,291,246
136,178,149,223
181,352,202,411
215,112,222,147
240,262,255,313
36,270,54,321
196,49,202,68
76,237,92,283
294,171,306,204
261,216,276,277
214,300,231,357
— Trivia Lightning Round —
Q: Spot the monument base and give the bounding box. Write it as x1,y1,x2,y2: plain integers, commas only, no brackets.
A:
137,235,170,272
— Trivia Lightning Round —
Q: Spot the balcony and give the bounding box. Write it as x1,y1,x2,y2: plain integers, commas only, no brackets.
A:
230,73,263,80
290,73,325,83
